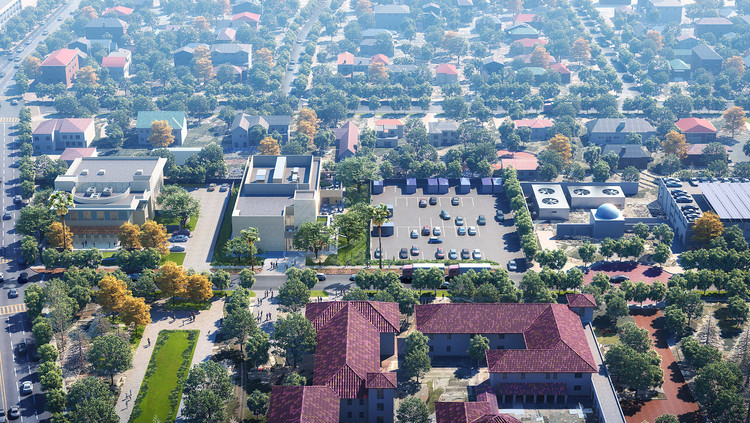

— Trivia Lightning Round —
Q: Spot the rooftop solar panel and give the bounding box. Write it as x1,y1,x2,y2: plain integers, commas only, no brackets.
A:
698,182,750,220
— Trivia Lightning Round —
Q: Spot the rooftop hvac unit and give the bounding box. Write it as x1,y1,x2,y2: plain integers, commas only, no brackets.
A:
81,169,89,175
541,198,559,205
572,188,591,196
97,169,106,175
292,167,299,174
102,187,113,196
90,193,100,199
602,188,620,195
86,186,97,195
255,169,267,182
291,174,299,183
135,169,144,175
537,187,555,194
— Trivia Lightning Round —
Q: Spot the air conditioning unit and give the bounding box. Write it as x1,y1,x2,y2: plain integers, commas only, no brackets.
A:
81,169,89,175
97,169,106,175
86,186,97,195
135,169,143,175
90,193,100,199
102,187,113,196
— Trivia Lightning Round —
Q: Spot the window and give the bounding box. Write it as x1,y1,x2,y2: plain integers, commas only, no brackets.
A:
96,211,105,220
553,373,558,379
502,373,507,379
83,211,91,220
498,334,505,339
521,373,525,379
446,334,451,340
376,403,384,411
575,373,582,379
360,399,364,406
546,373,551,379
347,399,352,406
109,211,118,220
76,135,80,139
376,389,384,400
377,418,384,423
118,211,128,220
574,385,582,391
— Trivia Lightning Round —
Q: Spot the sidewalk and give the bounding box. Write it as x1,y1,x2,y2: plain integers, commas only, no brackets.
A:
115,298,225,423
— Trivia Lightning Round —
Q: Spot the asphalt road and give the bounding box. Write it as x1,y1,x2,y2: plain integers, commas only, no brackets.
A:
0,0,81,420
281,0,332,94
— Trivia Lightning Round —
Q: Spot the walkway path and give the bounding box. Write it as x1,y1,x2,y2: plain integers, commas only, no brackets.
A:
622,310,701,423
115,298,225,423
181,188,230,272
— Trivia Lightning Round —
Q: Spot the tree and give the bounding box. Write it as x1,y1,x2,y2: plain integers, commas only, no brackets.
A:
277,280,310,312
593,160,610,182
605,344,663,391
442,31,469,63
192,45,214,81
118,222,142,249
723,106,746,138
467,334,490,365
239,269,255,289
292,221,332,260
88,334,132,385
246,330,270,368
157,185,201,229
225,236,255,265
692,211,724,244
547,134,572,166
240,228,260,272
20,236,37,266
48,191,74,251
403,331,431,382
536,248,567,269
370,203,390,269
520,271,556,303
619,322,651,353
572,37,591,63
334,205,369,245
271,312,317,369
46,221,72,250
148,120,175,148
155,262,187,302
247,390,268,416
40,361,63,391
664,305,687,337
32,317,53,345
693,361,746,422
727,296,749,325
604,289,629,321
183,361,232,403
211,270,230,291
138,220,169,254
223,308,257,354
530,45,552,69
259,136,280,155
185,274,213,303
38,344,58,363
97,275,129,315
662,130,688,159
578,242,597,267
283,372,306,386
119,296,151,333
66,377,119,423
396,397,429,423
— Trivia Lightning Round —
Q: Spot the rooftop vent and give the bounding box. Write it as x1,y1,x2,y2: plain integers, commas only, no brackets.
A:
573,188,591,196
602,188,620,195
291,174,299,183
85,186,97,195
90,193,100,199
102,187,113,196
541,198,559,205
135,169,143,175
537,187,555,195
81,169,89,175
97,169,106,175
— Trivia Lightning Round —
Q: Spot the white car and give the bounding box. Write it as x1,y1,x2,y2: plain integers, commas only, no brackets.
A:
472,249,482,260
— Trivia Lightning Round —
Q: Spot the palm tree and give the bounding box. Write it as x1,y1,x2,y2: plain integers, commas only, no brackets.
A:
241,227,260,272
49,191,74,251
370,204,390,270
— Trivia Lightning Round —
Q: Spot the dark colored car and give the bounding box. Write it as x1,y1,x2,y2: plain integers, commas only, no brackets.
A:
3,212,11,220
8,406,19,420
399,248,408,259
477,215,486,225
16,342,26,355
173,228,191,237
410,245,420,256
429,197,437,205
8,289,18,298
418,199,427,208
316,273,326,281
495,210,504,221
461,248,470,259
435,247,445,259
451,197,459,206
373,248,381,259
428,237,443,244
422,225,431,236
610,274,629,283
17,272,28,284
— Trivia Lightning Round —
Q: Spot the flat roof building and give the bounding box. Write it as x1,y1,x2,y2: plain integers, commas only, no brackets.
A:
532,184,569,220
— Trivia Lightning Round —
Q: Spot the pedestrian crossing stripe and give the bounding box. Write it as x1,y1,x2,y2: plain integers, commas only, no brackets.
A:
0,303,26,316
0,117,19,123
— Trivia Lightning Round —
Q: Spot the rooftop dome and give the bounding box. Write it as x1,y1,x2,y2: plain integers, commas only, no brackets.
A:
595,203,621,220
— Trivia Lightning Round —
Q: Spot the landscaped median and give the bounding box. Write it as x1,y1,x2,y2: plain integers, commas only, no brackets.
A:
129,330,199,423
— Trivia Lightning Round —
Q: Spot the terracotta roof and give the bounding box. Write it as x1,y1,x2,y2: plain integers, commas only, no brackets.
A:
675,117,717,133
334,121,359,160
566,293,597,308
305,300,399,333
517,38,547,48
375,119,403,126
366,372,397,389
60,148,97,161
337,52,354,65
312,305,381,398
216,27,236,41
266,386,339,423
33,118,93,134
232,11,260,21
512,119,553,128
514,13,538,22
103,6,133,15
102,56,127,67
436,385,521,423
42,49,78,67
371,54,390,65
416,303,596,374
436,63,458,74
550,63,571,74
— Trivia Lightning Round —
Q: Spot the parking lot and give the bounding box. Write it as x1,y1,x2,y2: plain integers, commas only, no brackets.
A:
370,185,525,266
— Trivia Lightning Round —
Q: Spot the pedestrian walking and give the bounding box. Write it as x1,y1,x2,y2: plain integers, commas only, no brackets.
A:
147,337,151,346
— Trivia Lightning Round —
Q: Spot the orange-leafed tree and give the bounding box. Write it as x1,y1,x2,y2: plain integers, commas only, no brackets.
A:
118,222,142,250
138,220,169,255
259,136,280,155
97,276,130,314
120,296,151,333
296,108,319,139
77,66,99,87
662,130,688,159
47,221,72,250
548,134,572,166
646,31,663,50
255,48,274,67
80,5,97,19
23,56,41,78
148,120,174,148
193,16,209,31
724,56,746,76
368,61,388,82
530,45,551,69
692,211,724,244
185,274,213,303
572,37,591,64
723,106,747,138
155,262,187,302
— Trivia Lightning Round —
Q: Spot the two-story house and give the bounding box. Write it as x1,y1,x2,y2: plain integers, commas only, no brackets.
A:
84,17,128,43
136,111,187,146
101,49,132,79
230,114,292,148
210,43,252,67
40,49,81,87
585,118,656,144
428,120,460,146
33,118,95,153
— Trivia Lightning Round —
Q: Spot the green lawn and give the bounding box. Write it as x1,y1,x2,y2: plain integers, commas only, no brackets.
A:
155,213,198,230
162,252,185,266
324,236,367,265
130,330,198,423
310,290,329,297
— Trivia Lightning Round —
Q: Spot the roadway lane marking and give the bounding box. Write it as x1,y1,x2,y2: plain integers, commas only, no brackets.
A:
0,118,18,123
0,327,6,413
0,304,27,316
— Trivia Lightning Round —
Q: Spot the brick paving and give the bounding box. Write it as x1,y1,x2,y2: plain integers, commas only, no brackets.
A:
621,310,702,423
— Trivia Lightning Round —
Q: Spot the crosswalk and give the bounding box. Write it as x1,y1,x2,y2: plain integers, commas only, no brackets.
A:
0,303,26,316
0,117,19,123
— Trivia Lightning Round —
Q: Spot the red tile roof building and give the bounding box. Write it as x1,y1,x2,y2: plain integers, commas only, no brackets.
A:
334,121,359,161
59,147,97,164
675,117,717,142
266,386,340,423
435,63,458,84
416,303,597,398
436,385,522,423
231,11,259,28
102,6,133,17
566,294,597,323
371,53,390,65
40,49,80,87
32,118,95,153
268,301,398,423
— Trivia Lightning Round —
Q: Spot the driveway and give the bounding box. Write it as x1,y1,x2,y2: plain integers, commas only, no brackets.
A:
180,188,230,272
621,310,702,423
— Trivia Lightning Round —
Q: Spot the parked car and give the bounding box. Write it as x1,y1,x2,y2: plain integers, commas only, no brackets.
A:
455,216,464,226
468,226,477,236
472,249,482,259
2,212,11,220
610,274,629,283
422,225,431,236
674,196,692,203
428,237,443,244
173,228,191,237
461,248,470,259
9,99,17,105
17,273,27,284
457,227,466,235
8,289,18,298
429,197,437,205
316,273,326,281
8,406,19,420
495,210,504,221
20,381,31,395
373,248,381,259
433,227,441,236
0,274,4,283
477,215,486,225
13,195,22,204
448,249,458,260
410,230,418,239
439,210,450,220
418,199,427,208
219,183,229,192
507,260,518,271
451,197,459,206
169,235,189,242
0,407,6,423
410,245,419,256
169,245,186,252
15,342,26,355
399,248,408,259
435,247,445,259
